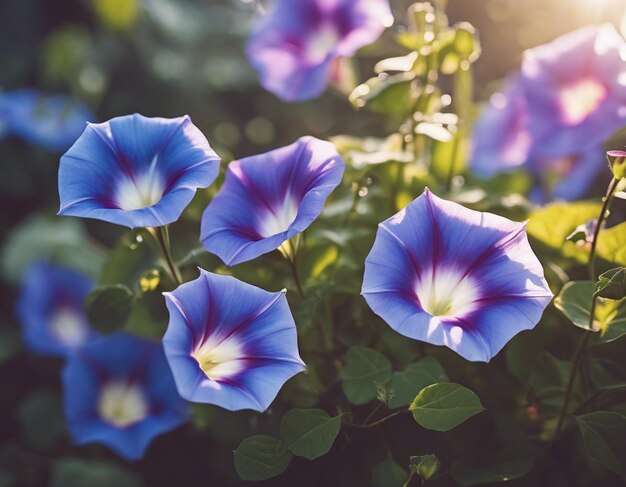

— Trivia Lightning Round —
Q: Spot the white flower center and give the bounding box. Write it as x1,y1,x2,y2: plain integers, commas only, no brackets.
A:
306,23,340,63
115,155,165,210
49,306,88,347
258,195,299,238
193,336,245,381
98,381,148,428
559,78,607,125
416,268,479,318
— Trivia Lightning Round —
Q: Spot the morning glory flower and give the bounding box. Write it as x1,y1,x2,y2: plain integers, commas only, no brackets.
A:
58,113,220,228
15,262,97,356
246,0,394,101
519,24,626,157
62,333,188,460
362,189,552,362
201,136,345,266
470,76,604,201
163,270,305,411
0,89,94,151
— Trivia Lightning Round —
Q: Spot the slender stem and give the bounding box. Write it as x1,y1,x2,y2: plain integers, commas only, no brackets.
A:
289,256,305,299
150,226,183,286
445,128,461,193
342,183,361,226
362,402,384,426
344,410,408,429
402,470,417,487
554,176,619,436
281,238,305,298
588,177,619,281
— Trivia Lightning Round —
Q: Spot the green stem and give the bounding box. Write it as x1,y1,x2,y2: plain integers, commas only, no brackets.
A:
281,238,305,298
345,410,408,429
402,470,417,487
151,226,183,286
362,402,384,426
554,176,619,437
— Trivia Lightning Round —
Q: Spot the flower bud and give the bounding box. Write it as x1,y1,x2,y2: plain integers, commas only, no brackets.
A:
410,454,441,481
607,150,626,179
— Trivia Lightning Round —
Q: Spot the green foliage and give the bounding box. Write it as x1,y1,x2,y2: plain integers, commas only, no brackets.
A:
529,353,570,403
555,281,626,341
371,459,407,487
527,202,601,263
595,267,626,300
387,356,448,408
50,459,141,487
596,222,626,267
450,443,536,486
409,382,484,431
340,346,393,405
0,215,105,283
280,408,342,460
233,435,293,481
576,412,626,479
84,284,134,333
18,389,67,452
411,454,441,481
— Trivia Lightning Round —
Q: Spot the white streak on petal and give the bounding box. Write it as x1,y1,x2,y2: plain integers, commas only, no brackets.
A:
115,155,165,210
258,194,299,238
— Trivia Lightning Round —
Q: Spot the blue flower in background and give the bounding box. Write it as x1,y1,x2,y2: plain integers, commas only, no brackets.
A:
163,270,305,411
246,0,393,101
58,113,220,228
470,75,606,201
362,189,552,362
0,89,94,152
201,136,345,265
16,262,97,356
519,24,626,157
62,333,188,461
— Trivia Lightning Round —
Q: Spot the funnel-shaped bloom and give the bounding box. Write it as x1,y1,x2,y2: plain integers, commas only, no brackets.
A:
58,113,220,228
163,270,305,411
470,76,605,201
201,136,345,265
15,262,97,356
246,0,393,101
62,333,188,460
0,89,94,152
519,24,626,157
362,190,552,362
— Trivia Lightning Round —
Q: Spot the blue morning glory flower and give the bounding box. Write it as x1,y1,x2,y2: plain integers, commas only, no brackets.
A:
246,0,393,101
58,113,220,228
362,189,553,362
15,262,97,357
163,270,305,411
62,333,188,461
0,89,94,152
470,76,605,201
519,24,626,158
200,136,345,266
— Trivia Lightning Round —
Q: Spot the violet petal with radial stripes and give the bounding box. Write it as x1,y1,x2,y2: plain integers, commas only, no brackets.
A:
58,113,220,228
200,136,345,266
362,189,553,362
163,269,305,411
62,333,188,460
246,0,394,102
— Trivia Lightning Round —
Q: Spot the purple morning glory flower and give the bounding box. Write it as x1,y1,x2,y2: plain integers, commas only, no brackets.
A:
0,89,94,152
519,24,626,157
362,189,553,362
200,136,345,266
58,113,220,228
163,270,305,411
470,76,605,201
15,262,98,357
246,0,393,101
62,333,188,461
470,77,532,177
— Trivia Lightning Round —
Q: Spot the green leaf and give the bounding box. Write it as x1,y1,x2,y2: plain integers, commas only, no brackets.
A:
529,353,570,406
409,382,484,432
18,389,67,452
388,356,448,408
0,328,20,365
595,268,626,300
371,459,408,487
340,347,393,405
450,443,536,486
84,284,134,333
349,73,419,121
280,409,342,460
554,280,626,342
576,412,626,478
596,222,626,267
0,214,105,283
527,202,601,263
233,435,293,481
99,231,156,288
50,459,141,487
